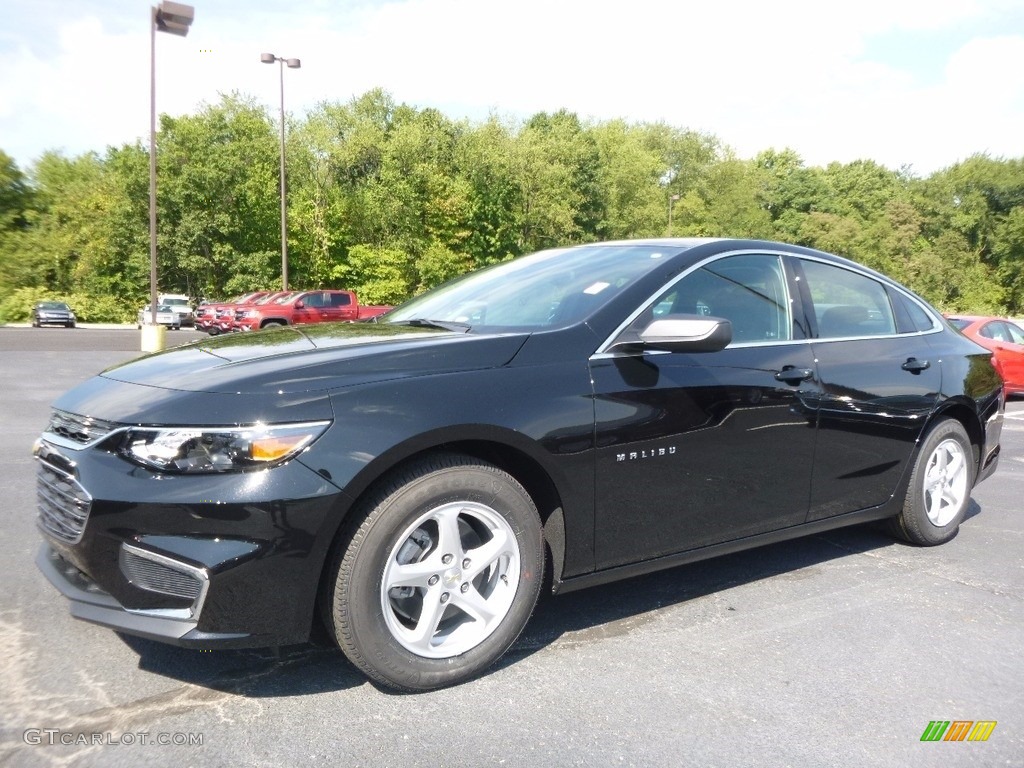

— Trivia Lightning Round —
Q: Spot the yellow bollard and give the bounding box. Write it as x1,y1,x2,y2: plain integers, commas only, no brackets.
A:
140,324,167,353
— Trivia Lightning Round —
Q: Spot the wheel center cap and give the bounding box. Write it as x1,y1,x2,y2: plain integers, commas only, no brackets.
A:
442,568,462,587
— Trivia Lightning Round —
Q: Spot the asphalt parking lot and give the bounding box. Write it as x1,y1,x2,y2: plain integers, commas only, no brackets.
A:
1,326,1022,767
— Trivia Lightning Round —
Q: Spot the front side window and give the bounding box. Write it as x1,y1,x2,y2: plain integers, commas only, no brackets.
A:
639,254,792,344
800,260,896,338
303,293,325,309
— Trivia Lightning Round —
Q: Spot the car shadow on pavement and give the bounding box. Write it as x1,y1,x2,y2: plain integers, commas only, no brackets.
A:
116,504,982,696
501,504,982,669
117,622,363,697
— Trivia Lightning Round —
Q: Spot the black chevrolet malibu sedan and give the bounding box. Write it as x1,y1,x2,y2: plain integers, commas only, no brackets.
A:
34,239,1004,691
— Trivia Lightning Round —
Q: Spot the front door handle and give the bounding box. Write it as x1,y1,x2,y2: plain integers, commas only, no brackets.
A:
775,366,814,384
901,358,931,373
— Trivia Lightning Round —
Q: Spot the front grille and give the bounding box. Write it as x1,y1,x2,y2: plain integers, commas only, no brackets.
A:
37,460,92,544
119,548,203,600
47,409,119,445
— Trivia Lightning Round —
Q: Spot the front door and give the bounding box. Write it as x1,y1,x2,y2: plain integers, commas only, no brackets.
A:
591,253,820,570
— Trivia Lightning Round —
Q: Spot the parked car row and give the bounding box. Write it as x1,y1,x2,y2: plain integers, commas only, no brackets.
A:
194,289,390,335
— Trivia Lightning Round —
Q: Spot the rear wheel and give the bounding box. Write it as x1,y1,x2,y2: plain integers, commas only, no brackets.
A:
262,320,284,328
324,454,544,691
889,418,973,545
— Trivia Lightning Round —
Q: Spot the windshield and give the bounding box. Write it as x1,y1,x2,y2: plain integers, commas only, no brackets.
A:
386,244,684,331
39,302,68,310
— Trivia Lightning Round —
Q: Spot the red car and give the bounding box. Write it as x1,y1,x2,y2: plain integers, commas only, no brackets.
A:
947,315,1024,395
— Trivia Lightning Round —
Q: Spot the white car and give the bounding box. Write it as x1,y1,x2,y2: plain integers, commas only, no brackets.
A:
158,294,195,327
137,304,180,330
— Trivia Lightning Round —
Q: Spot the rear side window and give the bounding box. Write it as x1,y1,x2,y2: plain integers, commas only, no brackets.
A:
903,297,937,332
800,260,896,338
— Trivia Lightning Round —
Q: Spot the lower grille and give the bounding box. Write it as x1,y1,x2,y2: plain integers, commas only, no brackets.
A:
119,547,204,601
36,460,92,544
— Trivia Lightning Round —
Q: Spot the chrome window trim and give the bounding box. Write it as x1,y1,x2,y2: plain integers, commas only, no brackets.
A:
793,253,943,334
120,543,211,622
593,248,944,359
594,248,796,356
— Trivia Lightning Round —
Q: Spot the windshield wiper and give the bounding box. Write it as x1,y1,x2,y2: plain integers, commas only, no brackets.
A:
392,318,472,333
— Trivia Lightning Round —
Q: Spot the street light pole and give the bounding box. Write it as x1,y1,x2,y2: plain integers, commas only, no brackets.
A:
667,193,681,236
147,1,194,349
261,53,301,291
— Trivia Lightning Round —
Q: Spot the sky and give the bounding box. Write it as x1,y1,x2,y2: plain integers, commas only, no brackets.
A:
1,0,1023,176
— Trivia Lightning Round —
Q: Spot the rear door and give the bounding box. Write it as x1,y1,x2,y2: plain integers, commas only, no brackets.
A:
321,292,356,322
796,257,942,521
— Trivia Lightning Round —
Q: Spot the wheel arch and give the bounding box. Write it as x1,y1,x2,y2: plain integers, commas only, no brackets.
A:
314,428,571,622
925,398,985,475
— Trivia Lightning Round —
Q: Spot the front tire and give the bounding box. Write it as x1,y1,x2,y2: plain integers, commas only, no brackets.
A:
889,418,973,545
324,454,544,691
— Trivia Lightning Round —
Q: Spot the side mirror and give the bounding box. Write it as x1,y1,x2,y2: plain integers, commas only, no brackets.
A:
294,300,305,309
631,315,732,353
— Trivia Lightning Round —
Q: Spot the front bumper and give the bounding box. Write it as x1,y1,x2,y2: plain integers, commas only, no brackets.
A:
34,423,349,649
37,544,251,647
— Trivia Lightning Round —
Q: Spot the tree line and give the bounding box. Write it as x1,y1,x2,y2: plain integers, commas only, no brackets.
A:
1,88,1022,323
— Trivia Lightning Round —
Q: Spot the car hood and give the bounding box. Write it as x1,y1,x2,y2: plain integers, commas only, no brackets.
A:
99,323,531,395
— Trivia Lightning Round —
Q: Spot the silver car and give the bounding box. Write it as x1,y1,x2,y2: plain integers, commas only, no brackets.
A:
137,304,180,330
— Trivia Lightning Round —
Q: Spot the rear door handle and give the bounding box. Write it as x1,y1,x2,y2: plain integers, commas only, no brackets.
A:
901,358,930,373
775,366,814,384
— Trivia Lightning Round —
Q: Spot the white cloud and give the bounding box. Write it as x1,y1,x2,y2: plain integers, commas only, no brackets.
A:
0,0,1021,174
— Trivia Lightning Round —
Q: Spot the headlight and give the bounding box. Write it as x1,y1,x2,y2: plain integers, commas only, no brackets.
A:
119,421,331,473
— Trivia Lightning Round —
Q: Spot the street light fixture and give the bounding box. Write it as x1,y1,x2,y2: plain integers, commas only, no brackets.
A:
261,52,301,291
146,1,194,351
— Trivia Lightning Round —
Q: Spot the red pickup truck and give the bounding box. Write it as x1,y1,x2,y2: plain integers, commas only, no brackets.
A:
234,290,391,331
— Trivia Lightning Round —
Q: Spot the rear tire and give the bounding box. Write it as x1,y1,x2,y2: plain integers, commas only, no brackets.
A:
889,418,973,546
262,320,285,328
323,454,544,691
